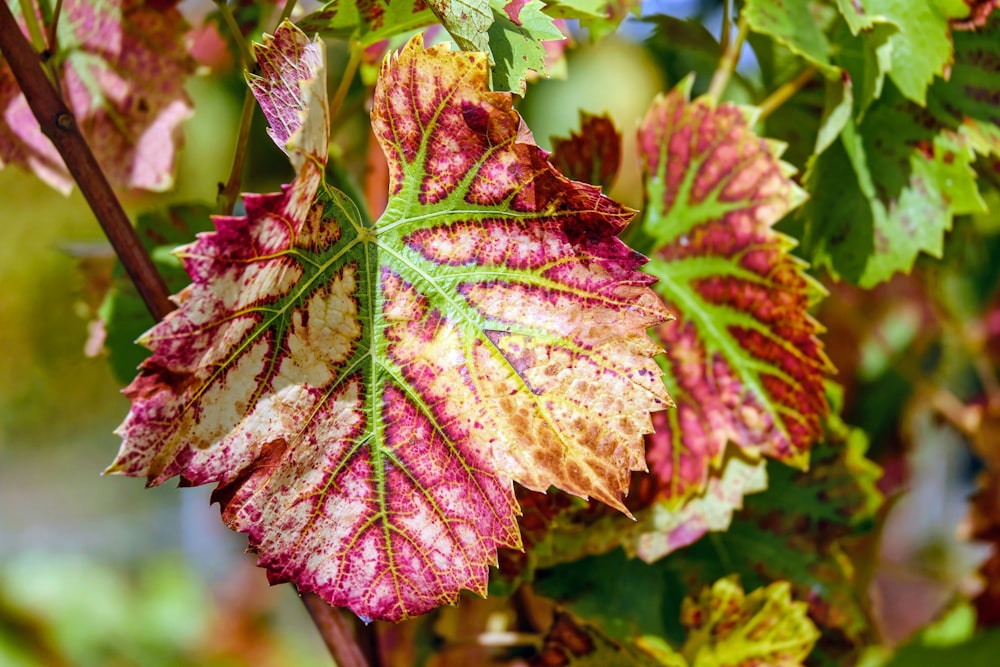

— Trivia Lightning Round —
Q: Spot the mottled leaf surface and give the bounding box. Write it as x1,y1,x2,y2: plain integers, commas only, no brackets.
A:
801,89,986,287
109,31,670,622
0,0,193,193
635,78,831,514
247,21,329,218
426,0,492,53
678,577,820,667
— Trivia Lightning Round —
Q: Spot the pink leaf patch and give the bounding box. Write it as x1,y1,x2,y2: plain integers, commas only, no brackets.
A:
0,0,193,193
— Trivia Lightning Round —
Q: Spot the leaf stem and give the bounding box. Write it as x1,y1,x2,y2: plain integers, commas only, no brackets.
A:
217,86,256,215
299,590,373,667
719,0,733,54
46,0,63,56
277,0,297,24
215,0,257,70
706,13,749,103
19,0,46,54
0,2,173,320
757,66,817,121
331,43,363,122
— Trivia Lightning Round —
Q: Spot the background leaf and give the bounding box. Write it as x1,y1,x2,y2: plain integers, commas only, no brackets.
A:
0,0,194,193
632,79,831,544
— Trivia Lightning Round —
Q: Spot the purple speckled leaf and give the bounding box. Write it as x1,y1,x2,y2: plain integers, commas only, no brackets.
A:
108,31,671,622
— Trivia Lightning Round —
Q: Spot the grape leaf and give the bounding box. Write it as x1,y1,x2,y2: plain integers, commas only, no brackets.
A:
635,78,832,510
848,0,968,105
926,11,1000,159
549,111,622,191
743,0,840,77
298,0,565,94
108,26,671,622
425,0,492,53
801,91,986,287
0,0,193,193
542,0,639,41
508,81,834,571
487,0,565,93
246,21,329,218
830,13,896,118
677,577,820,667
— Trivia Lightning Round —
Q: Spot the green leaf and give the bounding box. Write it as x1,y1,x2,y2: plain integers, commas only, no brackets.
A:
802,89,986,287
830,16,896,117
743,0,840,77
298,0,565,93
535,549,675,643
850,0,967,104
297,0,437,45
926,11,1000,158
108,28,670,622
542,0,639,41
487,0,565,93
814,73,854,156
426,0,492,52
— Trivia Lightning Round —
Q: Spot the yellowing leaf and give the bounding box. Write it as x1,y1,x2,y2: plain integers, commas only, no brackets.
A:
108,27,670,622
680,578,820,667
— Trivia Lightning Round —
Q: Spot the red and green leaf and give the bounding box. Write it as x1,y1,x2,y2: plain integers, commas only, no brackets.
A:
108,26,670,622
0,0,193,193
634,78,832,531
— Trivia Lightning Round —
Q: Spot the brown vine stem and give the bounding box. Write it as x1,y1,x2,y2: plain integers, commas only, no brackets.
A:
0,2,173,320
706,13,749,103
758,66,818,122
299,591,373,667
